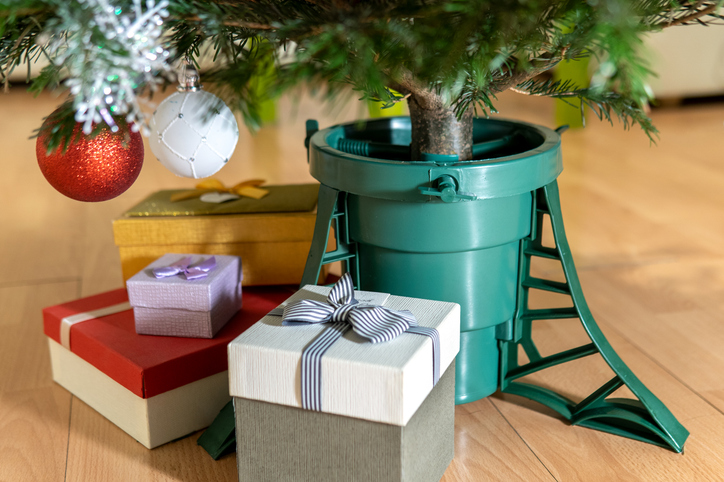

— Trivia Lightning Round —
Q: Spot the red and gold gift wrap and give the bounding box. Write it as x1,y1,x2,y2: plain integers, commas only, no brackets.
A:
43,286,295,448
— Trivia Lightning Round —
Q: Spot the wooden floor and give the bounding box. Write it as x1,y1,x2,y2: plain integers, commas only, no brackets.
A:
1,86,724,481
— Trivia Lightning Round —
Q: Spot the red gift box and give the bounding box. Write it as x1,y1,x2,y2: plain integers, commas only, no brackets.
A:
43,285,293,448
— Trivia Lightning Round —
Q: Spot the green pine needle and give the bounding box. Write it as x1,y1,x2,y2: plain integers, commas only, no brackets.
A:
3,0,721,149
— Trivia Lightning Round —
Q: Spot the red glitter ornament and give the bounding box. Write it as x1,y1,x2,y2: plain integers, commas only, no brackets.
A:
36,115,144,202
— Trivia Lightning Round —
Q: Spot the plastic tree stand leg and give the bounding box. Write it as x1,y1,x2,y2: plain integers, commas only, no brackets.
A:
499,181,689,452
300,184,360,288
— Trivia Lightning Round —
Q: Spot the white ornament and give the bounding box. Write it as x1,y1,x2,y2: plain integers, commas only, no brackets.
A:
149,90,239,179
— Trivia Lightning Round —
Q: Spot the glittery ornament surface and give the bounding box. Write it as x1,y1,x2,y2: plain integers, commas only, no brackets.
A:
37,117,144,202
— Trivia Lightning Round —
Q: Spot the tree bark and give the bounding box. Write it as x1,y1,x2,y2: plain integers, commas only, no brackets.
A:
407,95,473,162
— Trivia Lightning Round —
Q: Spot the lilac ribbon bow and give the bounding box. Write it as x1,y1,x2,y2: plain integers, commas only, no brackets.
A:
152,256,217,280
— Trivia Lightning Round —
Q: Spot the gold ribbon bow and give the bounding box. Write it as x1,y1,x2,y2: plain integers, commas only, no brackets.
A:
170,179,269,202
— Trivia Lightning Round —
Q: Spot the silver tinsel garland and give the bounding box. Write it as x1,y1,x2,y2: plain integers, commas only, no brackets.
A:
47,0,173,134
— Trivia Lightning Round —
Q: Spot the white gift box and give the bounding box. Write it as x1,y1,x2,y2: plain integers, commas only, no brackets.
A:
127,253,242,338
229,284,460,424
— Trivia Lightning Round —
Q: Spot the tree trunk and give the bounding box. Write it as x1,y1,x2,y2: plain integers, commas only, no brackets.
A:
408,96,473,162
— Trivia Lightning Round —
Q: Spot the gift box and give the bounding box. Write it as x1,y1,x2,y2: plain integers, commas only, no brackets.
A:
228,276,460,482
127,253,242,338
113,183,332,286
43,285,294,449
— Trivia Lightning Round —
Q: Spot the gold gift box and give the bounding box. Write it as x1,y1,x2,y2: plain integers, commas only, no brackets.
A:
113,184,330,286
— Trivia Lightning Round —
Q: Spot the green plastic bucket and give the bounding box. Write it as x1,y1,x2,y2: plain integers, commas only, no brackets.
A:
308,117,563,403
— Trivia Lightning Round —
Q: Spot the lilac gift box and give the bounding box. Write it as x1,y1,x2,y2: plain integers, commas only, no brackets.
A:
127,253,242,338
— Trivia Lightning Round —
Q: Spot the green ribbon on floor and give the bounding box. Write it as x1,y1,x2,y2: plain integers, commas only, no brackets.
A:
197,401,236,460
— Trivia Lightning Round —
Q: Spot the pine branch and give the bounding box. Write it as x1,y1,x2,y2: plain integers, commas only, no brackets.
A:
515,77,658,141
4,0,722,149
653,1,723,27
183,16,274,30
489,53,566,94
0,9,50,91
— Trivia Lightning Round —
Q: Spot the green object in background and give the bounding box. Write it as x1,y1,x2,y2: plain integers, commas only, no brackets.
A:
367,89,406,118
553,57,590,129
249,39,277,125
367,100,405,118
257,97,276,125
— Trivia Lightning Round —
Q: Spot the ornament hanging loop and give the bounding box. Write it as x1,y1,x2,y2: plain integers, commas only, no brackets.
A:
178,59,202,92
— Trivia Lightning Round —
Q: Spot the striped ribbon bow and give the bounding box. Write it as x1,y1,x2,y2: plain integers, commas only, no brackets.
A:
280,273,441,411
152,256,216,280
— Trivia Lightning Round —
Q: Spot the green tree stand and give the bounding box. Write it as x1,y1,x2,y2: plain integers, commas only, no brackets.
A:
300,181,689,453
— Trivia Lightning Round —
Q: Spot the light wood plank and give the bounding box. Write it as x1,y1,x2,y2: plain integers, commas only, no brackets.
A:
0,281,79,482
66,399,237,482
0,387,72,482
493,294,724,481
0,92,87,285
553,183,713,268
577,260,724,415
0,281,79,391
556,105,724,264
443,400,555,481
493,312,724,481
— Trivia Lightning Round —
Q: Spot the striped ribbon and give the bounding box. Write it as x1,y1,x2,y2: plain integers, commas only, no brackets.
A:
406,326,441,386
277,273,441,411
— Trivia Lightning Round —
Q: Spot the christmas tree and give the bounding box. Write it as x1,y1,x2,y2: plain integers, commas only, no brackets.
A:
1,1,721,155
